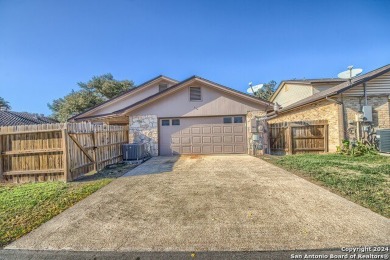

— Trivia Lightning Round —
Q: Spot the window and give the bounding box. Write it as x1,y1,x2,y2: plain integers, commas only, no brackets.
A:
223,117,232,124
234,116,243,123
161,119,170,126
159,84,168,92
190,87,202,101
172,119,180,126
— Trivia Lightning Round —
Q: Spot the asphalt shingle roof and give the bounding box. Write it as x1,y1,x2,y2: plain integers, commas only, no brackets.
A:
0,111,58,126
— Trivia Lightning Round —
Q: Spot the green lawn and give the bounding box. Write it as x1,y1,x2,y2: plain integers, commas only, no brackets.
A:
0,163,136,247
263,154,390,218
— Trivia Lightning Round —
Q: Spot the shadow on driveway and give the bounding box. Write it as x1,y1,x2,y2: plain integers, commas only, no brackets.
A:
122,156,180,177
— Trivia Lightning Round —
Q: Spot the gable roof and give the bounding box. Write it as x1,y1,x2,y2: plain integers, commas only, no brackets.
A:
69,75,178,121
278,64,390,113
270,78,346,102
0,111,58,126
115,75,272,114
73,75,272,121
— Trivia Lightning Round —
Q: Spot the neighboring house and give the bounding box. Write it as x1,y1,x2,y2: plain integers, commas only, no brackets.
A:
0,110,57,126
71,75,272,156
270,78,346,108
268,64,390,152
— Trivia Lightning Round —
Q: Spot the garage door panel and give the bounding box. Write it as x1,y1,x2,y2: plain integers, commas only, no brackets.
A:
191,127,201,134
234,135,244,142
223,126,232,133
160,117,247,155
192,146,201,153
202,136,212,143
223,136,233,143
235,145,245,153
233,126,244,133
212,136,222,143
212,126,222,133
181,128,191,134
213,145,223,153
171,146,180,155
202,146,213,154
171,137,180,144
181,137,191,144
192,136,201,144
223,145,234,153
202,127,211,134
182,146,192,154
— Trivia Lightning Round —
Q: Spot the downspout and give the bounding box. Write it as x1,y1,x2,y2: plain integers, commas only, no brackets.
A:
363,83,367,106
357,83,368,141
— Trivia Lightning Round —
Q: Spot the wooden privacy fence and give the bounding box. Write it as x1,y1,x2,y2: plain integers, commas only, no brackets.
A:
0,123,129,183
269,120,328,155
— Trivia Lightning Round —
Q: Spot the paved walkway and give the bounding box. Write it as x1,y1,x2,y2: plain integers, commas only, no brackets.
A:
6,155,390,251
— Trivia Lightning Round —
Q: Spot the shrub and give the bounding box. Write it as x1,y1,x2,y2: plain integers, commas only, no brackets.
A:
337,140,378,156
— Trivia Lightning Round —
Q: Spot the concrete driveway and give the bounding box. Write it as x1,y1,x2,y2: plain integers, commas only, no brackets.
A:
6,155,390,251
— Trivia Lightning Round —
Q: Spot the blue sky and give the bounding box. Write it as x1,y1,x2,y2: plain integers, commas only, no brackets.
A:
0,0,389,115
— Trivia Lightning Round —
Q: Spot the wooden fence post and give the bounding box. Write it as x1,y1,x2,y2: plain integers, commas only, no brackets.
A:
92,131,97,172
62,124,70,182
287,124,293,155
0,135,3,182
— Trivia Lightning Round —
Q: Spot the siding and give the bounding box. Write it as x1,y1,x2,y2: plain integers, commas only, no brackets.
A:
89,79,176,116
312,83,340,94
344,71,390,96
129,82,266,117
273,83,313,108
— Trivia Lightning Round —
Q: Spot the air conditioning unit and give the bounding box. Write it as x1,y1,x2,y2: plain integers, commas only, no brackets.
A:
376,129,390,153
122,143,149,160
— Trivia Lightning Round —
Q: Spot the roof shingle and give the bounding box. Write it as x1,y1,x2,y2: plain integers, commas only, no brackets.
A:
0,111,58,126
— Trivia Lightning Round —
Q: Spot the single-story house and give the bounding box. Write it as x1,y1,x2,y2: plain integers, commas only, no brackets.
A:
0,110,57,126
268,64,390,152
70,76,272,156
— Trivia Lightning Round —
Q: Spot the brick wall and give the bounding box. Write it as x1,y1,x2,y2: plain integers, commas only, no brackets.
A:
343,96,390,139
268,100,340,152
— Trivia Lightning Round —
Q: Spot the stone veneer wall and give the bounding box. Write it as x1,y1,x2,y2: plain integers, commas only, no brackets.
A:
129,115,158,156
343,96,390,139
246,110,267,156
268,100,341,152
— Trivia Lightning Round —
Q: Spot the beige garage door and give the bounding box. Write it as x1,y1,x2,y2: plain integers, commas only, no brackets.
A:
159,116,247,155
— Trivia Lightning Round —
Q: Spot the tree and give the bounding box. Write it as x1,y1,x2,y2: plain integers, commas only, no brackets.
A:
0,97,11,110
48,74,135,122
255,80,277,101
78,73,134,99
